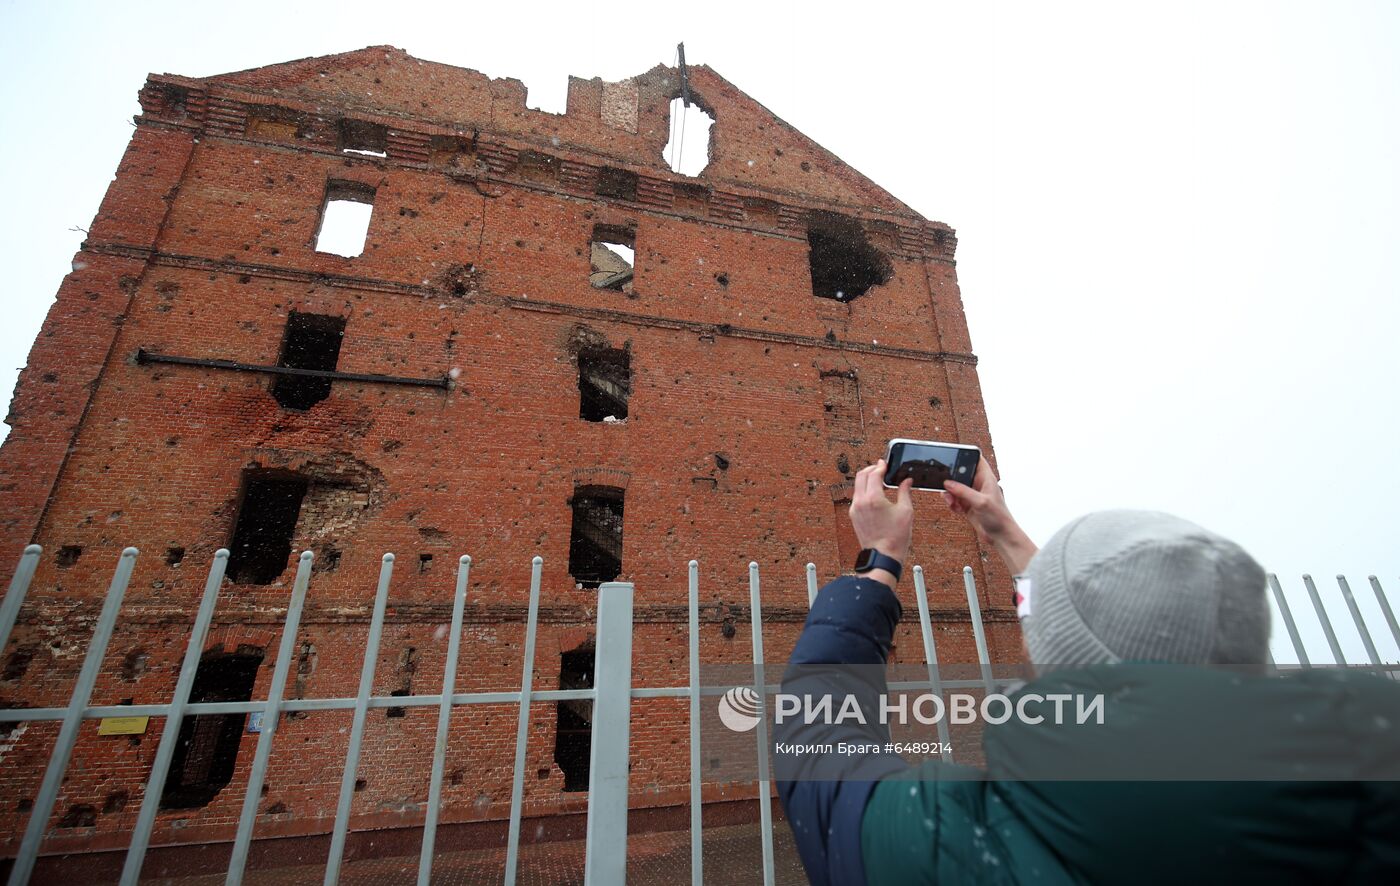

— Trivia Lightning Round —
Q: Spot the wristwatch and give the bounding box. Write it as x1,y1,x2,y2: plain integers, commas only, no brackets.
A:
853,548,903,583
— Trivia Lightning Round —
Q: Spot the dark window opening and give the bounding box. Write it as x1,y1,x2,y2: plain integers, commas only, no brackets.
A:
819,370,864,440
160,651,263,809
56,545,82,568
386,647,418,718
338,118,387,157
271,312,346,410
577,347,631,422
227,472,308,585
589,225,635,293
315,180,375,258
807,211,893,301
554,643,595,792
418,553,433,573
569,486,624,588
596,166,638,201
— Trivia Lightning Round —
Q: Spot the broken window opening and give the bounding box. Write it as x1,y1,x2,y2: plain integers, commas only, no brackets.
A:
554,642,595,792
589,225,635,293
338,118,388,157
807,212,893,301
159,651,263,810
663,96,715,177
577,347,631,423
819,370,864,441
270,312,346,410
568,486,624,588
227,472,308,585
314,180,375,258
595,166,638,202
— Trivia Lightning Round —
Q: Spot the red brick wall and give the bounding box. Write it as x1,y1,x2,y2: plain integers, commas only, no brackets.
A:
0,47,1017,856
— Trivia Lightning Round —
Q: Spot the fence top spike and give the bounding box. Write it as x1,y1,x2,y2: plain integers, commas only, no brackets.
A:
532,556,543,566
1337,574,1347,581
689,559,698,568
749,561,759,570
213,548,230,559
1303,573,1313,580
382,552,395,563
121,547,139,558
459,554,471,565
23,544,41,554
300,550,314,562
1369,575,1378,581
963,565,973,575
914,564,924,574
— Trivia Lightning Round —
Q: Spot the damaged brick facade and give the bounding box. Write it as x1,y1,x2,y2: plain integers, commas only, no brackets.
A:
0,47,1018,866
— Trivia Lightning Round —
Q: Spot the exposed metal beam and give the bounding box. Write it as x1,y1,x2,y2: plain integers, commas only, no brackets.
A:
135,348,451,389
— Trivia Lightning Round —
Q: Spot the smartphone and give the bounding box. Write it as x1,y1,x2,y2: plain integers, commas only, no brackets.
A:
883,439,981,491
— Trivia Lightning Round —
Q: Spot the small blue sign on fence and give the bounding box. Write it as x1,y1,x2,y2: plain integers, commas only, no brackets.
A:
246,712,263,734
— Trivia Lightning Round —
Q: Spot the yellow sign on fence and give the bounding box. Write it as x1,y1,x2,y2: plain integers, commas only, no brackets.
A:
98,716,149,736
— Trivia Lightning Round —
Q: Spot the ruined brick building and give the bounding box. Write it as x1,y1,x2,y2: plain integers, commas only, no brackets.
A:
0,47,1018,869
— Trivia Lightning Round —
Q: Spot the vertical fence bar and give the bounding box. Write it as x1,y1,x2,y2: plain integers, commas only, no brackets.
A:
748,561,776,886
0,545,41,654
417,555,470,886
1268,574,1310,667
911,566,952,761
1336,575,1382,668
805,562,818,608
324,554,396,884
1369,576,1400,657
583,581,635,885
687,560,703,886
226,551,314,886
9,547,138,886
119,550,229,886
962,567,994,694
1303,574,1346,666
503,556,543,886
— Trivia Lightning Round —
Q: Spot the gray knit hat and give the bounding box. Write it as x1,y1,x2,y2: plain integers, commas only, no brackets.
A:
1022,510,1270,671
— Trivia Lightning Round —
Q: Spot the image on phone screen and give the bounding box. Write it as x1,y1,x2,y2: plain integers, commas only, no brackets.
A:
884,442,979,491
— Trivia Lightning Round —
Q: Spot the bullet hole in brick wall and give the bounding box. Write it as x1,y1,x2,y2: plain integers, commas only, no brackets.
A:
271,312,346,410
721,618,736,639
589,225,635,294
714,453,730,471
554,641,595,792
57,804,97,828
836,454,851,474
313,545,341,573
103,791,129,814
820,370,864,440
449,768,464,786
664,96,715,177
715,273,729,288
387,689,410,718
3,647,35,681
265,801,288,815
121,649,149,682
577,347,630,422
53,544,83,568
537,768,550,780
807,211,893,301
158,85,189,120
166,546,185,566
439,263,477,298
418,553,433,573
355,778,367,792
595,166,638,201
160,651,263,810
315,180,376,258
227,471,309,585
569,486,624,588
928,396,943,409
338,118,387,157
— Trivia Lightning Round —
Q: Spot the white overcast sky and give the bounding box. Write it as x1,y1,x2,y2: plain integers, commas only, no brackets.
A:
1,0,1396,665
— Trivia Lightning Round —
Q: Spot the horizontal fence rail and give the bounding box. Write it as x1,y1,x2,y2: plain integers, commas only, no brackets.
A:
0,545,1396,885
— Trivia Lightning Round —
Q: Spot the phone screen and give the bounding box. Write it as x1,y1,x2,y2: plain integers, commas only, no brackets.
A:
884,442,979,491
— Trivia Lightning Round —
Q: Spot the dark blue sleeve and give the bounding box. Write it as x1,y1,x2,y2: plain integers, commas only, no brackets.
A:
776,575,908,886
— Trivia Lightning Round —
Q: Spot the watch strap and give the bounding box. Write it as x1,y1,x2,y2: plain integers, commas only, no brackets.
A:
854,548,903,582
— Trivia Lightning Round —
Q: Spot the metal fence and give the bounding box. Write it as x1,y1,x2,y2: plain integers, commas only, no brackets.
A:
1,544,1397,885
